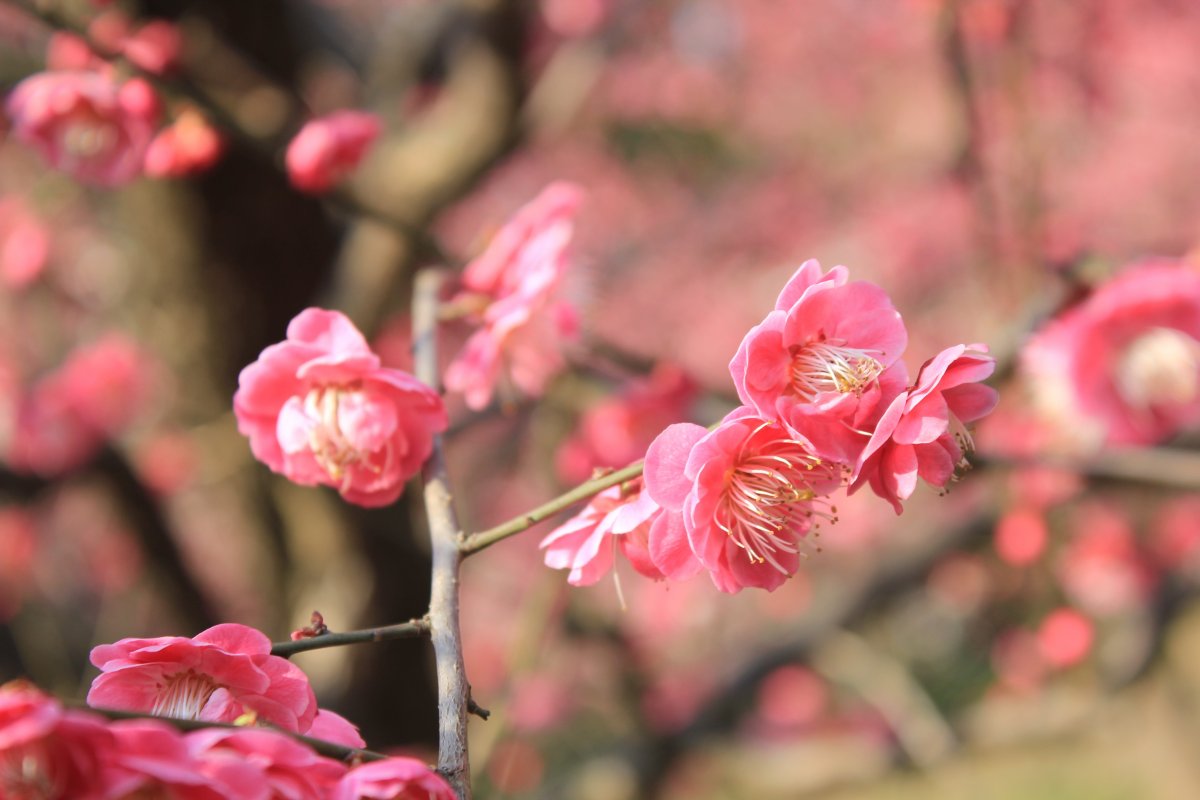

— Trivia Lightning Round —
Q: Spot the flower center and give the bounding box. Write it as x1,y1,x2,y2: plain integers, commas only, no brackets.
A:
789,339,883,402
151,669,219,719
304,384,366,483
717,429,837,573
0,743,58,800
1115,327,1200,409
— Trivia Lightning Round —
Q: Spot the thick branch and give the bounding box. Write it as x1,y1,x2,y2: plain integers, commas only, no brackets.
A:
270,616,431,658
414,269,473,799
459,461,645,556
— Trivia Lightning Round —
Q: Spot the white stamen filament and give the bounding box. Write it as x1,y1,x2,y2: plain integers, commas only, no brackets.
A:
717,427,838,574
150,670,219,719
790,339,884,402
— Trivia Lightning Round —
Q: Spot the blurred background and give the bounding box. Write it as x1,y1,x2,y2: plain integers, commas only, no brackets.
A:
2,0,1200,797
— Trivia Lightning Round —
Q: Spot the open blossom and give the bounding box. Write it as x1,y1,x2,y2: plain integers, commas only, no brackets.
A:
332,757,456,800
1022,258,1200,446
729,259,908,464
87,623,318,734
285,110,381,194
234,308,447,507
540,478,663,586
187,727,347,799
105,719,265,800
644,408,843,593
1,681,114,800
308,708,367,748
444,183,581,410
851,344,998,513
5,71,159,186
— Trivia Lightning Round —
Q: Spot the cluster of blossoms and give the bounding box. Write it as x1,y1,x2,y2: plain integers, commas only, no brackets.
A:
0,622,456,798
4,8,384,189
543,260,999,593
1,681,453,799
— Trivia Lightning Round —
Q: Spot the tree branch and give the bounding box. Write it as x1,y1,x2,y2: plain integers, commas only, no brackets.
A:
270,616,431,658
413,269,474,799
459,461,645,557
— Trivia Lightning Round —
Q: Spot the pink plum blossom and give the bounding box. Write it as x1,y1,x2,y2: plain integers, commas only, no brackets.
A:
187,727,347,799
1022,258,1200,445
5,70,159,186
0,681,114,800
0,197,50,289
556,363,696,484
851,344,998,513
332,757,456,800
644,408,843,593
285,111,381,194
1057,502,1157,617
144,108,223,178
105,719,265,800
1036,608,1094,669
730,258,908,464
308,708,367,748
540,477,663,586
444,183,581,410
234,308,447,508
87,622,319,734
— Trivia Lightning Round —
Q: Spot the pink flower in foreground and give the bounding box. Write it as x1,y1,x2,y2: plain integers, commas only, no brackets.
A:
730,259,908,464
851,345,998,513
5,71,159,186
286,110,381,194
87,623,318,734
556,363,697,484
308,708,367,748
332,757,456,800
444,183,581,410
540,478,663,586
1022,259,1200,445
0,197,50,289
0,681,113,800
645,408,843,593
187,727,347,799
145,108,223,178
234,308,447,507
106,719,264,800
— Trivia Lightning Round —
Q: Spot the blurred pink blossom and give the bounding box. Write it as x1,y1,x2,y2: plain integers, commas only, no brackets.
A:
1022,258,1200,446
645,408,841,593
0,681,114,800
1057,502,1157,616
285,110,381,194
556,363,697,484
5,70,159,186
332,757,456,800
1149,494,1200,574
234,308,447,507
540,478,662,586
852,345,998,513
1036,607,1094,669
144,108,223,178
0,197,50,289
187,727,347,799
87,623,319,734
540,0,610,37
993,506,1048,567
106,719,265,800
444,182,581,410
0,508,37,620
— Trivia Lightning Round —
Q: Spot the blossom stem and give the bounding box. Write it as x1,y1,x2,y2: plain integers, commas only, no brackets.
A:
270,616,431,657
414,269,474,799
75,703,389,763
458,460,646,557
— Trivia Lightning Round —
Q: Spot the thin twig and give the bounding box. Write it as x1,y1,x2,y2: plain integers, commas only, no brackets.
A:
74,703,389,763
975,447,1200,491
459,461,645,556
270,616,431,658
414,268,474,799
